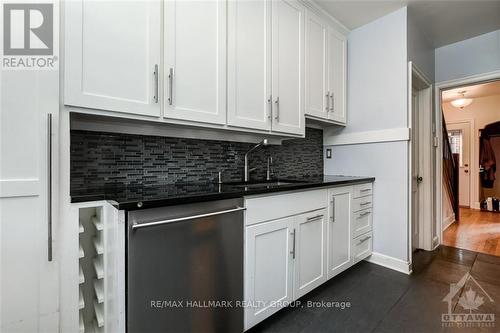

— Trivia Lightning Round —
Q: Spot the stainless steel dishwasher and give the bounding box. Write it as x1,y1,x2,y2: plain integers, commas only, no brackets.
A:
127,198,245,333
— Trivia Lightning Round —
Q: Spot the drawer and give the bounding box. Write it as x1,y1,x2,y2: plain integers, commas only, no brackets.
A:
245,189,328,226
352,232,372,263
352,208,372,238
352,196,373,212
353,183,373,198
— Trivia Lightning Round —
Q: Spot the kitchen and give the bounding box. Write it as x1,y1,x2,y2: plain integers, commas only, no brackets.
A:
1,0,500,333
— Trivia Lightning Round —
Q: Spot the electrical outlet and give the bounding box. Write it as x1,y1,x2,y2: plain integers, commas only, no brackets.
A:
326,148,332,159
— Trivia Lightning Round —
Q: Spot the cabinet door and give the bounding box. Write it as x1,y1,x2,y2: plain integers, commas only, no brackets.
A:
293,209,327,299
227,0,271,131
305,10,328,119
245,217,294,330
327,27,347,124
327,187,352,279
164,0,226,125
1,71,59,331
64,0,161,117
271,0,305,135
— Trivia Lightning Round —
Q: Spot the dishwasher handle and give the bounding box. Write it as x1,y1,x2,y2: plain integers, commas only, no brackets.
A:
132,207,246,230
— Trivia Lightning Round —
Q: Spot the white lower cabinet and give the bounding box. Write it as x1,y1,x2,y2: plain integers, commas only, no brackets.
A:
293,209,328,298
327,187,352,279
244,216,295,330
244,183,373,330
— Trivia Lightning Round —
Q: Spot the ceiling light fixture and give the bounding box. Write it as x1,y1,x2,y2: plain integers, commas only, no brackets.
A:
451,91,473,109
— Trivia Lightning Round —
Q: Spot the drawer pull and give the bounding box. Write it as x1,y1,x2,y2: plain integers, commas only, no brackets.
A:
307,214,323,222
358,236,371,244
290,229,296,259
360,189,371,192
360,202,372,206
358,211,371,218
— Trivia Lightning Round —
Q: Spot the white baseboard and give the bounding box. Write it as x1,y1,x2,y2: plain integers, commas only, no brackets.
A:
365,252,411,275
443,214,455,231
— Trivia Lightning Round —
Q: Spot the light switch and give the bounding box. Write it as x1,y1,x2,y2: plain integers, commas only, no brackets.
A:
326,148,332,159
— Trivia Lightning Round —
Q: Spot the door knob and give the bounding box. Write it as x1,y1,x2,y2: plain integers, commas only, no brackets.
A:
464,170,469,173
417,176,423,183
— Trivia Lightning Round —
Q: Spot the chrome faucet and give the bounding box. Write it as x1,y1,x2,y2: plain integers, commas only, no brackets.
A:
244,139,269,182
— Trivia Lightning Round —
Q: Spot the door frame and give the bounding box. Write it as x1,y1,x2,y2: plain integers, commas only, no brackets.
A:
445,119,475,208
408,62,433,257
435,69,500,246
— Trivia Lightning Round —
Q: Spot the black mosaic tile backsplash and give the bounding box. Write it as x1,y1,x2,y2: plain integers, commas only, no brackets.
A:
70,128,323,193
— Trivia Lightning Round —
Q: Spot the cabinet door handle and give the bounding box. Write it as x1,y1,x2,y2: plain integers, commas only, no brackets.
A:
330,197,335,222
360,201,372,206
307,214,323,222
47,113,53,262
153,64,159,103
358,211,371,218
325,92,330,112
168,67,174,105
290,229,296,259
329,92,334,112
274,97,279,120
358,236,371,244
360,188,371,193
267,95,272,119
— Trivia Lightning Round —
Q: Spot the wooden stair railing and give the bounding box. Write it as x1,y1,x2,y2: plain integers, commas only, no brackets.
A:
443,116,459,221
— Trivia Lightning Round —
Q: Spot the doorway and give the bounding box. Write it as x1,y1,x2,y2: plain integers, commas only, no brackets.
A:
440,79,500,256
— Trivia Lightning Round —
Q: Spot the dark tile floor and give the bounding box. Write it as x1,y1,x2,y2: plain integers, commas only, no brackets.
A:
248,246,500,333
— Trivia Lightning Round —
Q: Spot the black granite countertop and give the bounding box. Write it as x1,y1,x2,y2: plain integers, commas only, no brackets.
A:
70,175,375,210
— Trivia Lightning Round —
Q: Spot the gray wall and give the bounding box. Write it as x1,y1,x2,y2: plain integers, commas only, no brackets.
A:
435,29,500,83
407,7,435,82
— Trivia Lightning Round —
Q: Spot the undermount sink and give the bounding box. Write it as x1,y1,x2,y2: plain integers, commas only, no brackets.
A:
228,180,299,188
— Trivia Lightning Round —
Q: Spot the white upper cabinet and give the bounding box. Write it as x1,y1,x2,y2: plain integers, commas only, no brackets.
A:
327,28,347,124
305,10,328,119
227,0,272,131
271,0,305,135
64,0,161,117
164,0,227,125
304,8,347,125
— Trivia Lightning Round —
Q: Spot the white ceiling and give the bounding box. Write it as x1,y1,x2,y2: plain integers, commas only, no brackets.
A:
442,80,500,102
314,0,500,48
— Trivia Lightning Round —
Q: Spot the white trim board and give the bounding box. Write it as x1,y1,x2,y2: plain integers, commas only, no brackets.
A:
443,215,456,231
366,252,412,275
324,128,410,146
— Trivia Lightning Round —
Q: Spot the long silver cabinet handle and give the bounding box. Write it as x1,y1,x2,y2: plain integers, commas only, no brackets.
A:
132,207,246,230
325,92,330,112
274,97,280,120
307,214,323,222
290,229,296,259
329,92,334,111
330,197,335,222
268,95,272,119
47,113,53,262
358,236,371,244
168,67,174,105
153,64,159,103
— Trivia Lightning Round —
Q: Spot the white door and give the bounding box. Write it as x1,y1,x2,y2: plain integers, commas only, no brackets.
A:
304,10,328,119
411,89,420,250
327,28,347,124
64,0,161,117
447,122,471,207
1,71,59,331
227,0,272,131
164,0,227,125
327,187,352,279
271,0,305,135
293,209,327,299
245,217,294,330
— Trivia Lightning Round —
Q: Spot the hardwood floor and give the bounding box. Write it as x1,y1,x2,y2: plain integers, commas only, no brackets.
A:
443,208,500,256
